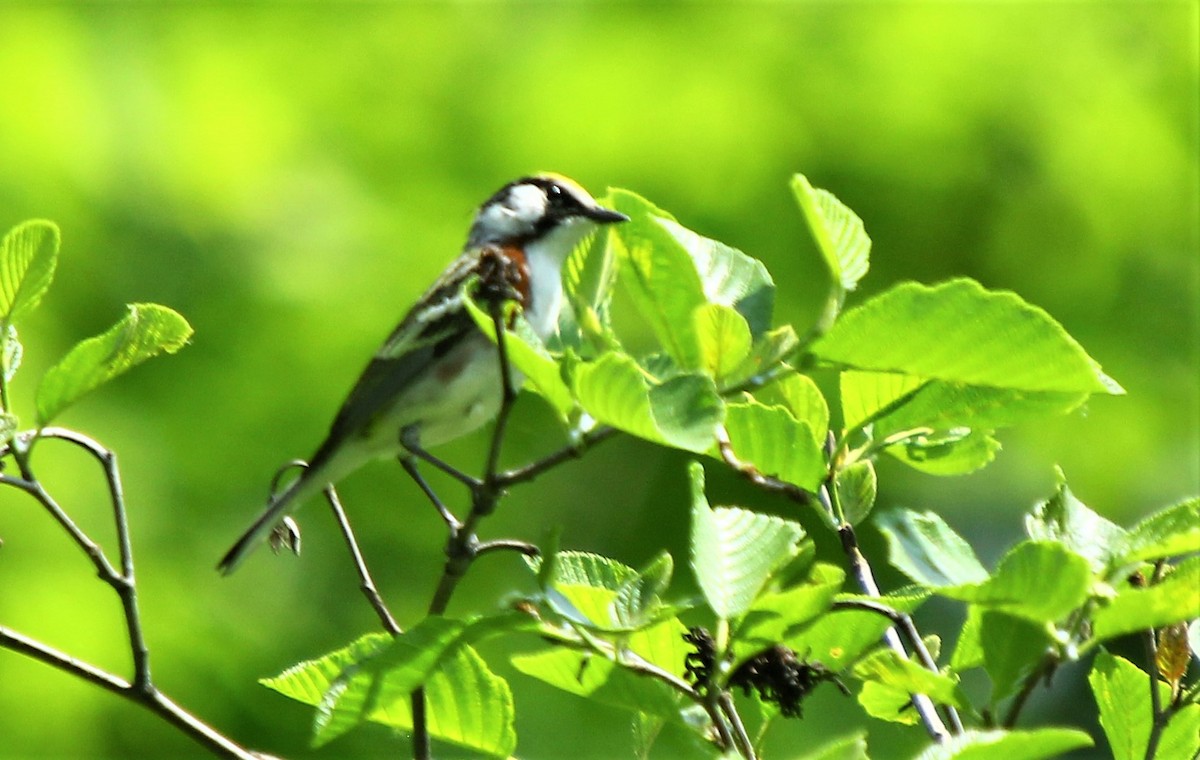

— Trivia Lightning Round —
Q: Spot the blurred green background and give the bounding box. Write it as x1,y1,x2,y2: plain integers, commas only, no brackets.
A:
1,3,1196,758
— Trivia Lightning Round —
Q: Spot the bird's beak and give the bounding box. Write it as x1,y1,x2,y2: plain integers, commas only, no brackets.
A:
585,205,630,224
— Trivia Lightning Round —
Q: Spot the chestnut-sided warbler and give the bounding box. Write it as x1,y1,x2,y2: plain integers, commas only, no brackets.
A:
218,175,627,574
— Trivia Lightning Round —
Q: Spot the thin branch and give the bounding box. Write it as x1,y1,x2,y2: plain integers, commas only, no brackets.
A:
475,539,539,557
40,427,153,690
324,485,401,635
494,425,618,487
837,523,952,741
719,692,758,760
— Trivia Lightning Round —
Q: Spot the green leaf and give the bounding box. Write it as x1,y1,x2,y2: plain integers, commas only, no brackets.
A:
720,400,826,491
874,381,1088,439
608,190,707,367
913,728,1093,759
796,733,869,760
572,351,722,453
941,541,1092,624
1089,651,1155,760
886,428,1002,477
852,647,966,707
785,588,930,671
877,509,989,588
35,303,193,425
1025,470,1126,573
1114,497,1200,566
1091,557,1200,641
1091,655,1200,760
835,460,877,525
463,288,575,421
951,607,985,672
534,549,639,591
611,551,674,629
754,370,830,441
658,217,775,338
510,645,682,720
563,223,619,347
418,644,516,758
689,462,806,619
1160,704,1200,760
791,174,870,293
311,618,465,745
262,618,519,756
857,679,924,725
840,370,925,432
813,278,1122,395
693,303,752,385
0,219,59,326
978,611,1053,703
734,562,845,660
723,324,800,389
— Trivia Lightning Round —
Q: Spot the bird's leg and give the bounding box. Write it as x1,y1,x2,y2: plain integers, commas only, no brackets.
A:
398,426,482,488
399,455,460,531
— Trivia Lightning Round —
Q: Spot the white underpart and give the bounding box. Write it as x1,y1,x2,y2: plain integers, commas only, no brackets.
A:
523,217,591,339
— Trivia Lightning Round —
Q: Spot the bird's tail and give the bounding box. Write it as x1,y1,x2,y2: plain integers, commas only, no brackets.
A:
217,469,323,575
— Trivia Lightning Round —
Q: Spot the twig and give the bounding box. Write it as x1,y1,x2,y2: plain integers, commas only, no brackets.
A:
1,429,262,759
719,692,758,760
323,485,401,635
0,624,262,759
494,425,618,487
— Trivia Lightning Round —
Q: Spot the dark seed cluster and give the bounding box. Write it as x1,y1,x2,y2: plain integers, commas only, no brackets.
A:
728,645,848,719
683,627,717,687
683,628,847,718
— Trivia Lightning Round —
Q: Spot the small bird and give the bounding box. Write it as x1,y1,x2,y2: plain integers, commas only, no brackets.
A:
218,175,627,574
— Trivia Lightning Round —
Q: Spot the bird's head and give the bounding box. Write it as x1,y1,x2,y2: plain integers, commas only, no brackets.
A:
467,174,628,249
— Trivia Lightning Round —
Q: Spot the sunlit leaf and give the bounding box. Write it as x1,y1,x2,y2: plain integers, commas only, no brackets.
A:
1091,557,1200,641
734,562,844,661
796,732,869,760
785,588,930,671
877,509,989,588
693,303,752,384
0,219,59,326
572,351,722,453
887,428,1001,477
835,460,877,525
723,324,800,389
689,462,805,619
1024,469,1126,573
791,174,870,293
3,325,21,383
1114,497,1200,566
977,611,1053,703
912,728,1092,759
754,370,830,441
658,217,775,338
1089,651,1155,760
813,279,1123,395
510,646,682,720
607,190,706,367
35,303,193,425
941,541,1092,624
852,647,966,707
720,400,826,491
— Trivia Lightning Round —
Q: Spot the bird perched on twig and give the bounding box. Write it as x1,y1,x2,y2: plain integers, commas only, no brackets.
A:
218,175,627,574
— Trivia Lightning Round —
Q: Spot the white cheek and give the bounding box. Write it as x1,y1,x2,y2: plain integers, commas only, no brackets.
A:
506,184,548,225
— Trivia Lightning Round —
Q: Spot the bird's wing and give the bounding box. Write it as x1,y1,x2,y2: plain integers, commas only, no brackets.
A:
306,250,485,469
